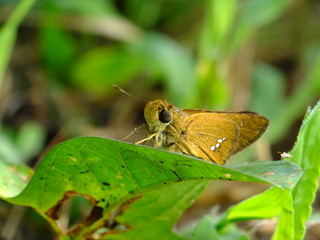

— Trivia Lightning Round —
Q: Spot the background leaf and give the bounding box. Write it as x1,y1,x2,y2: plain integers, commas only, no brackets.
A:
229,0,293,53
0,0,36,85
0,161,33,198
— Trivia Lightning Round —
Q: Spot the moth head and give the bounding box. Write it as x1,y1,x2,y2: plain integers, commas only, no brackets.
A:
113,85,175,134
144,99,174,133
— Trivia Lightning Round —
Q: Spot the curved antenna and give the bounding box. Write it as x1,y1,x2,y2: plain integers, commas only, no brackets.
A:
113,85,148,102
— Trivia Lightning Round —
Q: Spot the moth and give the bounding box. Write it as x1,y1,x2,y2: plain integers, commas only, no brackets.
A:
114,86,269,164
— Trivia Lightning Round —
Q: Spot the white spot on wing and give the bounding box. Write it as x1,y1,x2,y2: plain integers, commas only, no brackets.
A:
210,137,227,151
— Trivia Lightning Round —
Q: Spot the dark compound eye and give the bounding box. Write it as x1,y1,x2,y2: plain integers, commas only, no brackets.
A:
159,109,172,123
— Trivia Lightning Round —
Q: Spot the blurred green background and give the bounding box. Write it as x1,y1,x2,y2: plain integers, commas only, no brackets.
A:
0,0,319,239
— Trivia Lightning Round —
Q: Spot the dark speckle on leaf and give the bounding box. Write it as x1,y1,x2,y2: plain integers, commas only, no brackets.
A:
102,182,110,186
169,169,182,181
183,163,193,167
80,170,89,174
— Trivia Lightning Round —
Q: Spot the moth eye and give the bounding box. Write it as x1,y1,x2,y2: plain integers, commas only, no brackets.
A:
159,109,172,123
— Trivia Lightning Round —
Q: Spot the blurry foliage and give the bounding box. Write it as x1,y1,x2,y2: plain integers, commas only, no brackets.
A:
0,0,320,239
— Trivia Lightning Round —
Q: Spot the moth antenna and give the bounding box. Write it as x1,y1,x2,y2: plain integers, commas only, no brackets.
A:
113,85,148,102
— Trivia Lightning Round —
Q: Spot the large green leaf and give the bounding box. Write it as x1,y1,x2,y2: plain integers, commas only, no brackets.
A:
1,137,302,239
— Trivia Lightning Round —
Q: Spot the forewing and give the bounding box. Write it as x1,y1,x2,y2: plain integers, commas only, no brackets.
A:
220,112,269,154
180,109,269,154
168,110,268,164
171,113,240,164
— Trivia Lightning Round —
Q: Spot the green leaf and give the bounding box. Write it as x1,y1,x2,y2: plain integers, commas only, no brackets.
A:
70,46,143,98
216,187,294,239
0,24,15,83
0,122,46,164
186,215,249,240
40,27,76,77
222,187,285,224
200,0,237,59
112,181,207,240
220,187,294,238
209,0,237,48
0,0,36,86
0,133,23,164
289,101,320,240
267,46,320,143
2,137,302,238
229,0,293,53
189,215,219,240
272,189,293,240
196,1,238,109
16,121,46,161
135,33,196,107
39,0,117,16
250,62,286,120
0,161,33,198
125,0,162,28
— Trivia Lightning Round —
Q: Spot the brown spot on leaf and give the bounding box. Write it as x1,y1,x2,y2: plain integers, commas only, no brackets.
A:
260,171,275,176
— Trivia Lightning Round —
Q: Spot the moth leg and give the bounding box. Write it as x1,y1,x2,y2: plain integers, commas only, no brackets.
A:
166,142,175,147
135,133,157,145
122,124,147,141
164,141,182,153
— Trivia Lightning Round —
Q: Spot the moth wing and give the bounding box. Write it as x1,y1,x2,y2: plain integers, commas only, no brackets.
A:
172,113,240,164
180,109,269,154
217,112,269,154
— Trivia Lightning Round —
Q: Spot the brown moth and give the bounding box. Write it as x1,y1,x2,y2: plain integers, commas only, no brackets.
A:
114,86,269,164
